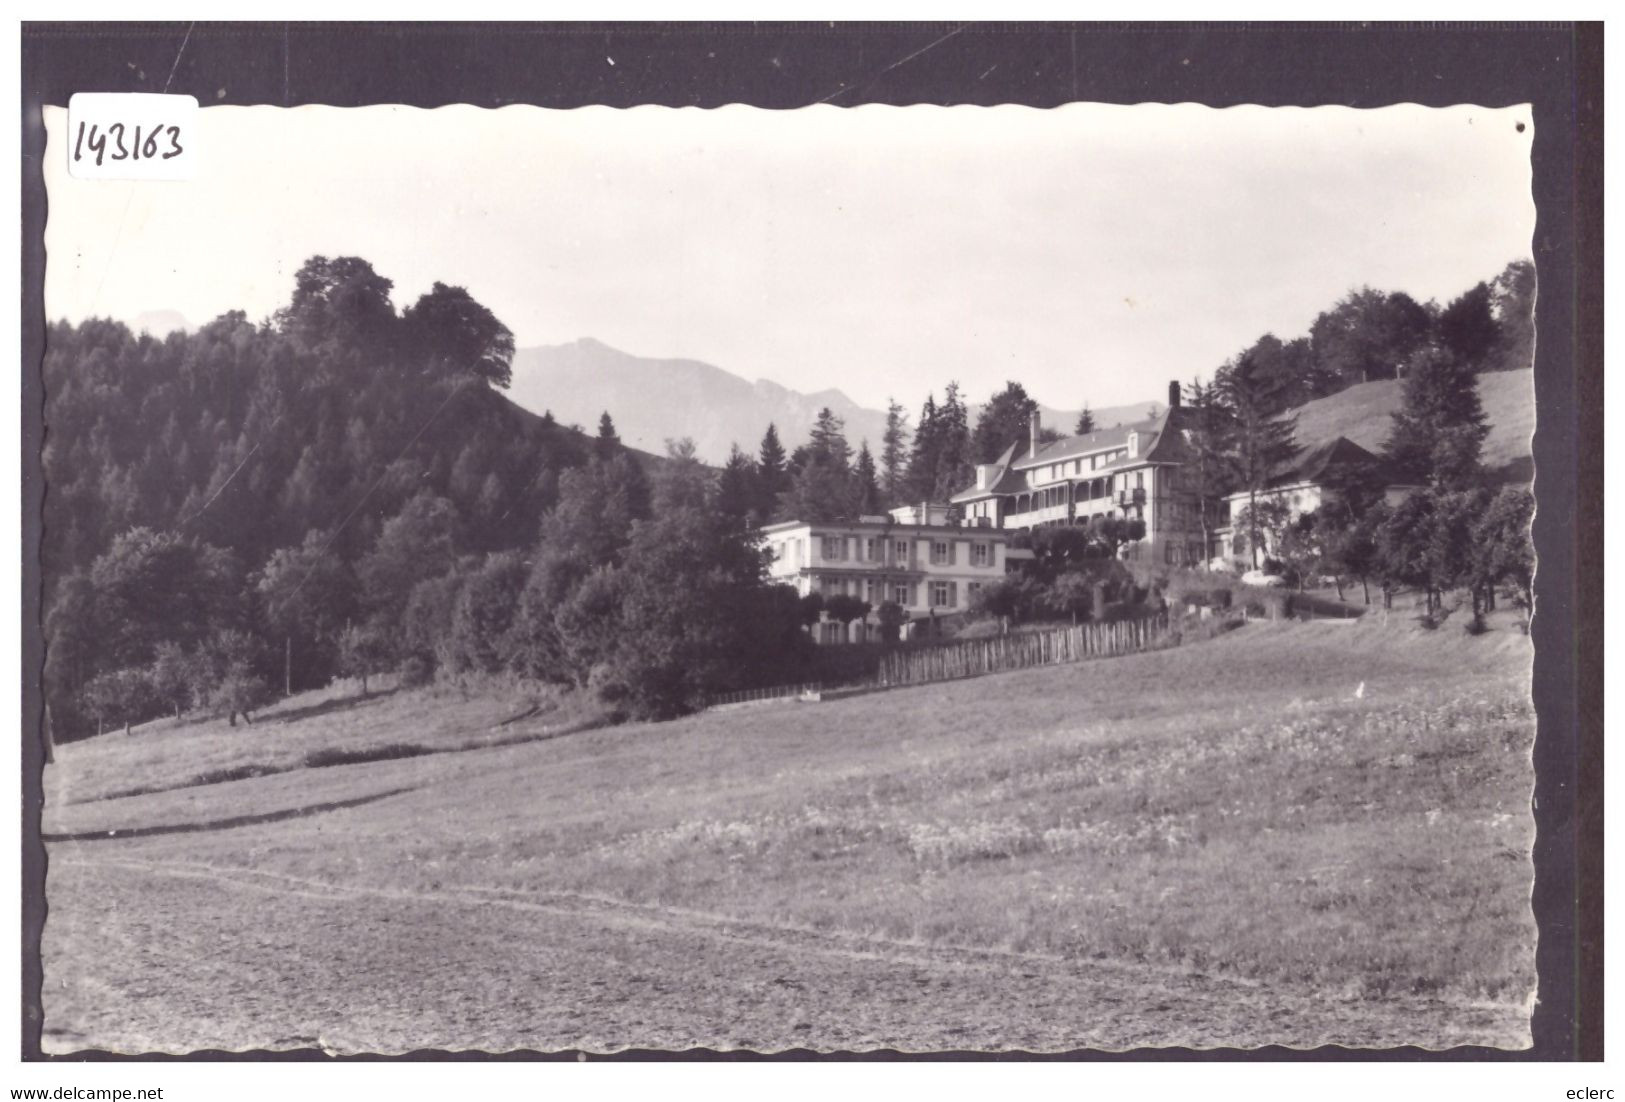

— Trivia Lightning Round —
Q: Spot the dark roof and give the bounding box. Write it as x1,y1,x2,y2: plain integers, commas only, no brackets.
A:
1268,436,1383,486
1012,413,1163,470
950,441,1028,503
953,407,1199,501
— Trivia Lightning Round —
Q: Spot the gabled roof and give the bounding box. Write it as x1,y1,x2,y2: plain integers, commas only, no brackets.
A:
950,441,1028,503
952,407,1199,502
1013,415,1157,471
1013,405,1201,472
1267,436,1383,487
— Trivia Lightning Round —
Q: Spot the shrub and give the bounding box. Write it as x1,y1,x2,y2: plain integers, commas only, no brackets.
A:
337,623,393,696
1238,586,1292,621
82,667,157,736
213,669,274,726
398,654,433,688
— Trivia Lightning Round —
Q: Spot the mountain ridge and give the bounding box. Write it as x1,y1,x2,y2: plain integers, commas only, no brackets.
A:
508,338,1156,464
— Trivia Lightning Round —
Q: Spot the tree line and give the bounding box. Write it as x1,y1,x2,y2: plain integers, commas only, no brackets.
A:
44,256,815,738
708,259,1534,533
43,255,1536,739
1171,261,1534,623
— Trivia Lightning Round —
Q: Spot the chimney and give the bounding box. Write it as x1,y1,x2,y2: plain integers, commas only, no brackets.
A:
1028,410,1042,459
1168,380,1182,409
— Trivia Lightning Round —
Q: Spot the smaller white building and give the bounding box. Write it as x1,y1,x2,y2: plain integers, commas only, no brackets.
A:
1215,436,1420,564
762,505,1011,643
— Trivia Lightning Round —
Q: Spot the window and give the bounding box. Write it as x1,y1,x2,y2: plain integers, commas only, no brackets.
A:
821,536,843,560
930,540,951,565
971,541,991,567
866,578,884,604
1136,471,1144,488
894,539,909,563
967,581,983,601
931,580,954,607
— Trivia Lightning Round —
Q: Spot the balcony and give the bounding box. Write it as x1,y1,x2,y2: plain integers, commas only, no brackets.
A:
1005,503,1070,529
1117,487,1146,508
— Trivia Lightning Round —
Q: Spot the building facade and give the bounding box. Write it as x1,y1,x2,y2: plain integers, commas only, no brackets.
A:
1214,436,1419,565
762,506,1011,643
950,382,1209,567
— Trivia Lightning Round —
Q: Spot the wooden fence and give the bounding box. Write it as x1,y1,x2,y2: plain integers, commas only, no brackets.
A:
874,614,1172,689
706,682,824,709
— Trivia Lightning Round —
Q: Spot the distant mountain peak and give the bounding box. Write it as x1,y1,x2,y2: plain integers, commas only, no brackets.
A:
507,337,1149,466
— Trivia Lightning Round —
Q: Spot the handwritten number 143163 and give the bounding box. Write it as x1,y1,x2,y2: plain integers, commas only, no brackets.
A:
73,120,184,166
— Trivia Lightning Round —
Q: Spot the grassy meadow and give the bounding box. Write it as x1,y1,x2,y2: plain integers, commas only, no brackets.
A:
42,613,1535,1053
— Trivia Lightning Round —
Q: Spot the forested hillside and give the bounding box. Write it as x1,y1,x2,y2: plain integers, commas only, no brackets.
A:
40,254,1537,743
40,256,715,739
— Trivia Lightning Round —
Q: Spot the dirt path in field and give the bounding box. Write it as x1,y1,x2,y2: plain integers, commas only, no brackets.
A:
44,849,1529,1054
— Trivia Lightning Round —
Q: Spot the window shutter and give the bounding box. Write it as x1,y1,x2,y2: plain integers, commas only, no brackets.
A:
951,541,960,566
948,581,958,608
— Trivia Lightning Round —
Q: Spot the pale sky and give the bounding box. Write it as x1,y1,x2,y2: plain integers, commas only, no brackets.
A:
44,102,1534,410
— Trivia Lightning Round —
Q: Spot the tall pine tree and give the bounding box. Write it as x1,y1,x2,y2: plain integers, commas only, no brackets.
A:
880,398,909,508
853,441,881,516
1074,404,1096,435
931,382,973,502
595,412,621,460
807,407,852,471
1384,344,1489,491
905,393,940,503
755,423,788,521
1215,353,1299,568
715,445,758,527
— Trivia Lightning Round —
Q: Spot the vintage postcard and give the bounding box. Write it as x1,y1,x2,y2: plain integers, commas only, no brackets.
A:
37,98,1538,1054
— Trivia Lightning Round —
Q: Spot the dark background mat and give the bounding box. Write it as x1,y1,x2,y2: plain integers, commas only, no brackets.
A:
20,20,1603,1062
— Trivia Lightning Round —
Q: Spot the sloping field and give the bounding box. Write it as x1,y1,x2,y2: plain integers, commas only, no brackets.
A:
41,618,1535,1053
1291,369,1534,483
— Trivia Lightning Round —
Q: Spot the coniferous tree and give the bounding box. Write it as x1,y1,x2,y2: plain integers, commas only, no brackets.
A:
931,382,973,502
1384,343,1489,491
595,412,622,460
905,393,940,503
807,407,852,471
715,445,758,527
880,399,910,507
756,423,788,519
1215,353,1299,568
780,454,854,524
1074,404,1096,435
1183,378,1238,567
853,441,881,516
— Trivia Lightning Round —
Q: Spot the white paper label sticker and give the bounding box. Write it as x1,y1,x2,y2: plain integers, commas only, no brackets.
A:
67,92,198,180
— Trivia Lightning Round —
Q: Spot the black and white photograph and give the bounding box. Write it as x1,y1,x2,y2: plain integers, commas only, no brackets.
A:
19,21,1597,1070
